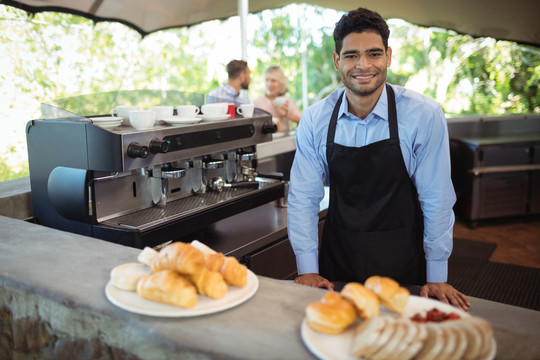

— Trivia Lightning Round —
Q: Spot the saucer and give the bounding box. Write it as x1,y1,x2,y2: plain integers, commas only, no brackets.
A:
200,114,231,121
89,116,123,123
163,116,202,125
98,123,122,130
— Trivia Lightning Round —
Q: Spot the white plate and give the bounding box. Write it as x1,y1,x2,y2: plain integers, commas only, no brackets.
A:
200,114,231,121
89,116,123,123
98,123,122,130
105,270,258,317
301,295,470,360
162,116,202,125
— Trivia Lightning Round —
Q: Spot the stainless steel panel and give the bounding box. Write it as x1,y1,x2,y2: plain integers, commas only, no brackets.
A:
100,179,282,231
94,171,153,221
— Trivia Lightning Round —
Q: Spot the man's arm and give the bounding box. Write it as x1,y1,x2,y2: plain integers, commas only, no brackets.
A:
287,107,327,284
411,104,470,310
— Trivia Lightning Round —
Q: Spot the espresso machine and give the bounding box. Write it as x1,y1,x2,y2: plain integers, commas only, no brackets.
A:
26,92,282,249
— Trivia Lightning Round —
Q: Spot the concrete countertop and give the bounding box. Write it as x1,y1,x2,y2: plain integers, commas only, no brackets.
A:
1,215,540,359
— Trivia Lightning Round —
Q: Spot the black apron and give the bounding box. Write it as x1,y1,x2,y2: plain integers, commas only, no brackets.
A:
319,84,426,285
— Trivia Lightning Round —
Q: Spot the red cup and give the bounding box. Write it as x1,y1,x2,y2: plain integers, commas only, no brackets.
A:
227,104,235,119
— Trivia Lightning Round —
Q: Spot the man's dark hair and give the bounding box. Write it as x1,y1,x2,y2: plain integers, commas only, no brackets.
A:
333,7,390,55
226,60,248,80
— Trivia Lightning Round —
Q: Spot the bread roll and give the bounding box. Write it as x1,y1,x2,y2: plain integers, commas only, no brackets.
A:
136,270,198,308
364,275,399,302
189,268,228,299
110,263,151,291
381,286,410,313
190,240,217,256
305,292,356,334
341,282,380,319
137,246,159,266
151,242,206,275
364,276,410,313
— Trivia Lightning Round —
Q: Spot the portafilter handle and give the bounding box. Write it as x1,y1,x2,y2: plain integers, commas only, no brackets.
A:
209,177,259,192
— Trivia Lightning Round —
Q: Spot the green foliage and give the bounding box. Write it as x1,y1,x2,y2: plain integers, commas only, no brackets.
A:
0,4,539,183
0,149,29,182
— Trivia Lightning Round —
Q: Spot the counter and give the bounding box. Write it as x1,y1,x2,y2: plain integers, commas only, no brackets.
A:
1,214,540,359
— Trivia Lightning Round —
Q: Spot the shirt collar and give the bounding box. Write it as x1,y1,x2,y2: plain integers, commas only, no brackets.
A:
338,84,390,122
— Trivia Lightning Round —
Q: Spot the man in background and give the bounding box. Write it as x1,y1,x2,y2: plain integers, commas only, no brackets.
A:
208,60,251,104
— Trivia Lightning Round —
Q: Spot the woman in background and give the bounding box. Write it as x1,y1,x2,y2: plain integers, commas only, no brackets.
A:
254,66,301,132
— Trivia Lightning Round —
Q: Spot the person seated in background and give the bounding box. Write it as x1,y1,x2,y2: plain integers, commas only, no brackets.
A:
208,60,251,104
254,66,301,132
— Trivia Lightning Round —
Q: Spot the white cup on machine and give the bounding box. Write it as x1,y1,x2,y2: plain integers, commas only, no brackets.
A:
111,105,140,125
129,110,156,130
152,106,174,121
176,105,200,118
237,103,255,118
201,103,228,116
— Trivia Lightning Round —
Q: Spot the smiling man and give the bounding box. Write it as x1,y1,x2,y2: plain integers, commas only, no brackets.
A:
287,7,470,311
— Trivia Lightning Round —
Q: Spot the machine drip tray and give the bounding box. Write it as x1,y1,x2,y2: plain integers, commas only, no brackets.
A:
97,178,284,247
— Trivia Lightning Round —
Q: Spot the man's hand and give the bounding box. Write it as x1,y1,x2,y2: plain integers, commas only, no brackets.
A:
294,273,334,290
420,282,471,311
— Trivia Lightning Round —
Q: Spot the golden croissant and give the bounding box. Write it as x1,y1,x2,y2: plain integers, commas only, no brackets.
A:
205,252,247,287
151,242,206,275
189,268,228,299
137,270,198,308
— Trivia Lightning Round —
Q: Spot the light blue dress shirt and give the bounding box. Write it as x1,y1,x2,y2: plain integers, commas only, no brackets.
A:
287,84,456,283
207,83,247,105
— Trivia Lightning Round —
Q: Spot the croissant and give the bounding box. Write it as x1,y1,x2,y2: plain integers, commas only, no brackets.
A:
151,242,206,275
136,270,198,308
205,252,225,272
205,253,247,287
189,268,228,299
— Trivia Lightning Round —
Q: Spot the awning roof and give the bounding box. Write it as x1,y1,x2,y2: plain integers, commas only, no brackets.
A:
2,0,539,47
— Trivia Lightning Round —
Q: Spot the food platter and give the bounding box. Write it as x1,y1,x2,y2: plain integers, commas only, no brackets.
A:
301,296,470,360
105,270,258,317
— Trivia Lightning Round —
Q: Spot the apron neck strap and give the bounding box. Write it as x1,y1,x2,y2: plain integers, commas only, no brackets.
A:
386,84,398,139
326,92,343,151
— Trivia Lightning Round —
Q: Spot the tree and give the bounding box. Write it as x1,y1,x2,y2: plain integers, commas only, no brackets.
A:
1,4,539,182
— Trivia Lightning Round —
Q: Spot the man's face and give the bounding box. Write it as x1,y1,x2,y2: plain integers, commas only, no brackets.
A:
240,68,251,90
333,31,391,97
